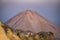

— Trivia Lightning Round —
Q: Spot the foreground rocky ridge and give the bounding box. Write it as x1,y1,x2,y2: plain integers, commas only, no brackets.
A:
0,21,21,40
0,21,9,40
0,21,56,40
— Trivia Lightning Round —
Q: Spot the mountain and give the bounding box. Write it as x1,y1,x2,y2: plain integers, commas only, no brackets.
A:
6,10,60,38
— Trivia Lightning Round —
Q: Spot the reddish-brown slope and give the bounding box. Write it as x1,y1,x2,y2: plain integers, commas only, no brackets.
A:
6,10,60,38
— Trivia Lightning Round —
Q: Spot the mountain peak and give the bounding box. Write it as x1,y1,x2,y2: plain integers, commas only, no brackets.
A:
6,10,60,38
25,10,34,15
26,10,33,14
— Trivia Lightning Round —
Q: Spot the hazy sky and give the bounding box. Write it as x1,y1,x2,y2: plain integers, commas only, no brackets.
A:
0,0,60,27
2,0,58,3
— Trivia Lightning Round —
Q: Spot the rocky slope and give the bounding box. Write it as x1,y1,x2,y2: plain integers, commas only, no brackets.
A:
6,10,60,38
0,21,10,40
0,20,59,40
0,21,21,40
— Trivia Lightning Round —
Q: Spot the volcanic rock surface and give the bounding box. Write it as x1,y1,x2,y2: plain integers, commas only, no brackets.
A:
6,10,60,38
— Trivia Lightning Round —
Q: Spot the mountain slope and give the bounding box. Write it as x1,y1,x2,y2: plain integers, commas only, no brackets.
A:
6,10,60,38
0,21,10,40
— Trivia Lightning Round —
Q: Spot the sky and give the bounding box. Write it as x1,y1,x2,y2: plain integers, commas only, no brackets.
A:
2,0,58,3
0,0,60,27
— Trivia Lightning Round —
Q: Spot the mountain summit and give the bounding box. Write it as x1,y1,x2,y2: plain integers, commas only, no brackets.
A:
6,10,60,38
